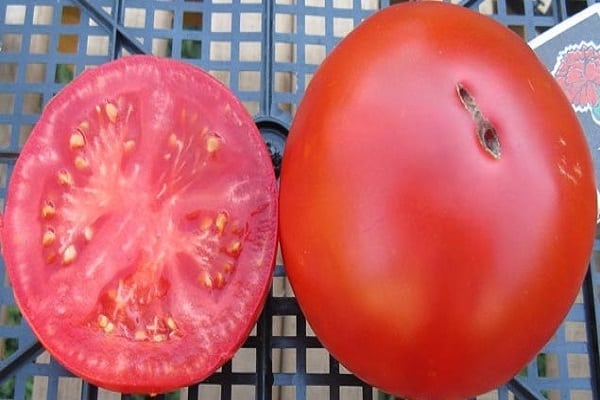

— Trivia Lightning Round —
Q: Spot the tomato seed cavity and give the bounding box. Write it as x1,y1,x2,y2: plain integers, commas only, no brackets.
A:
39,98,254,344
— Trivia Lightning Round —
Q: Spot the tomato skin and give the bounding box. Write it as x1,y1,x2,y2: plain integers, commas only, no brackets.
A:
1,56,278,394
279,3,597,399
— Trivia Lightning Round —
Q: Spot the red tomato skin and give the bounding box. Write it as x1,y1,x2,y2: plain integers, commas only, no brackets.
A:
279,3,597,400
1,56,278,394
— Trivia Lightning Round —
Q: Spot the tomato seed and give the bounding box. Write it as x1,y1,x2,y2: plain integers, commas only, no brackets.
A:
215,212,228,233
199,216,213,231
74,155,89,170
134,330,148,341
83,226,94,241
58,170,74,186
166,317,177,331
226,240,241,255
223,261,235,274
69,132,86,150
213,272,225,288
105,102,118,123
152,334,167,343
98,314,109,328
168,133,182,150
103,322,115,334
42,229,56,246
185,210,200,220
168,133,177,147
123,140,135,153
45,252,57,264
206,135,221,154
41,202,56,219
200,272,213,288
62,244,77,265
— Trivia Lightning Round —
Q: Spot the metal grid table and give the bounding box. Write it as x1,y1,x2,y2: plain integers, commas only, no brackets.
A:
0,0,599,399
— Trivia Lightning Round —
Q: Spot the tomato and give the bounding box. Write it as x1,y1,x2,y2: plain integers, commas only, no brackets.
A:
0,55,278,394
278,3,597,399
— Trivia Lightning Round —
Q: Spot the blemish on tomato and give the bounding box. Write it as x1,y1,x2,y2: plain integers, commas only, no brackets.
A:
456,83,501,160
558,157,583,185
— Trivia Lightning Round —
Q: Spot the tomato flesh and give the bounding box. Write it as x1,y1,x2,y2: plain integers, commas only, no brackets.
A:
1,56,278,393
278,3,597,399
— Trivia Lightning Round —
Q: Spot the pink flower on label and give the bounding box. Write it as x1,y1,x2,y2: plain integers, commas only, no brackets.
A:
553,42,600,109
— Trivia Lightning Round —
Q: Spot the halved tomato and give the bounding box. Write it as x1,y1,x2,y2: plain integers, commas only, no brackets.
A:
0,55,278,394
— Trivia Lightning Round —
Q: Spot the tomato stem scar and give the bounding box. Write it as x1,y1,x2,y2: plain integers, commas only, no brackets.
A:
456,83,501,159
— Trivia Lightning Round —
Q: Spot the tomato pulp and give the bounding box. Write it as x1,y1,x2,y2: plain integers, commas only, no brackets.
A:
1,56,278,394
279,3,597,399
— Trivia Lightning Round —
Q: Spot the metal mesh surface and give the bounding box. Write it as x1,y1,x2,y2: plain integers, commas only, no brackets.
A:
0,0,599,399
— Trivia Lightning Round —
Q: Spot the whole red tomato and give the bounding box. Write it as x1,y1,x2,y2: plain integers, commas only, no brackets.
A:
1,56,278,394
278,3,597,399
